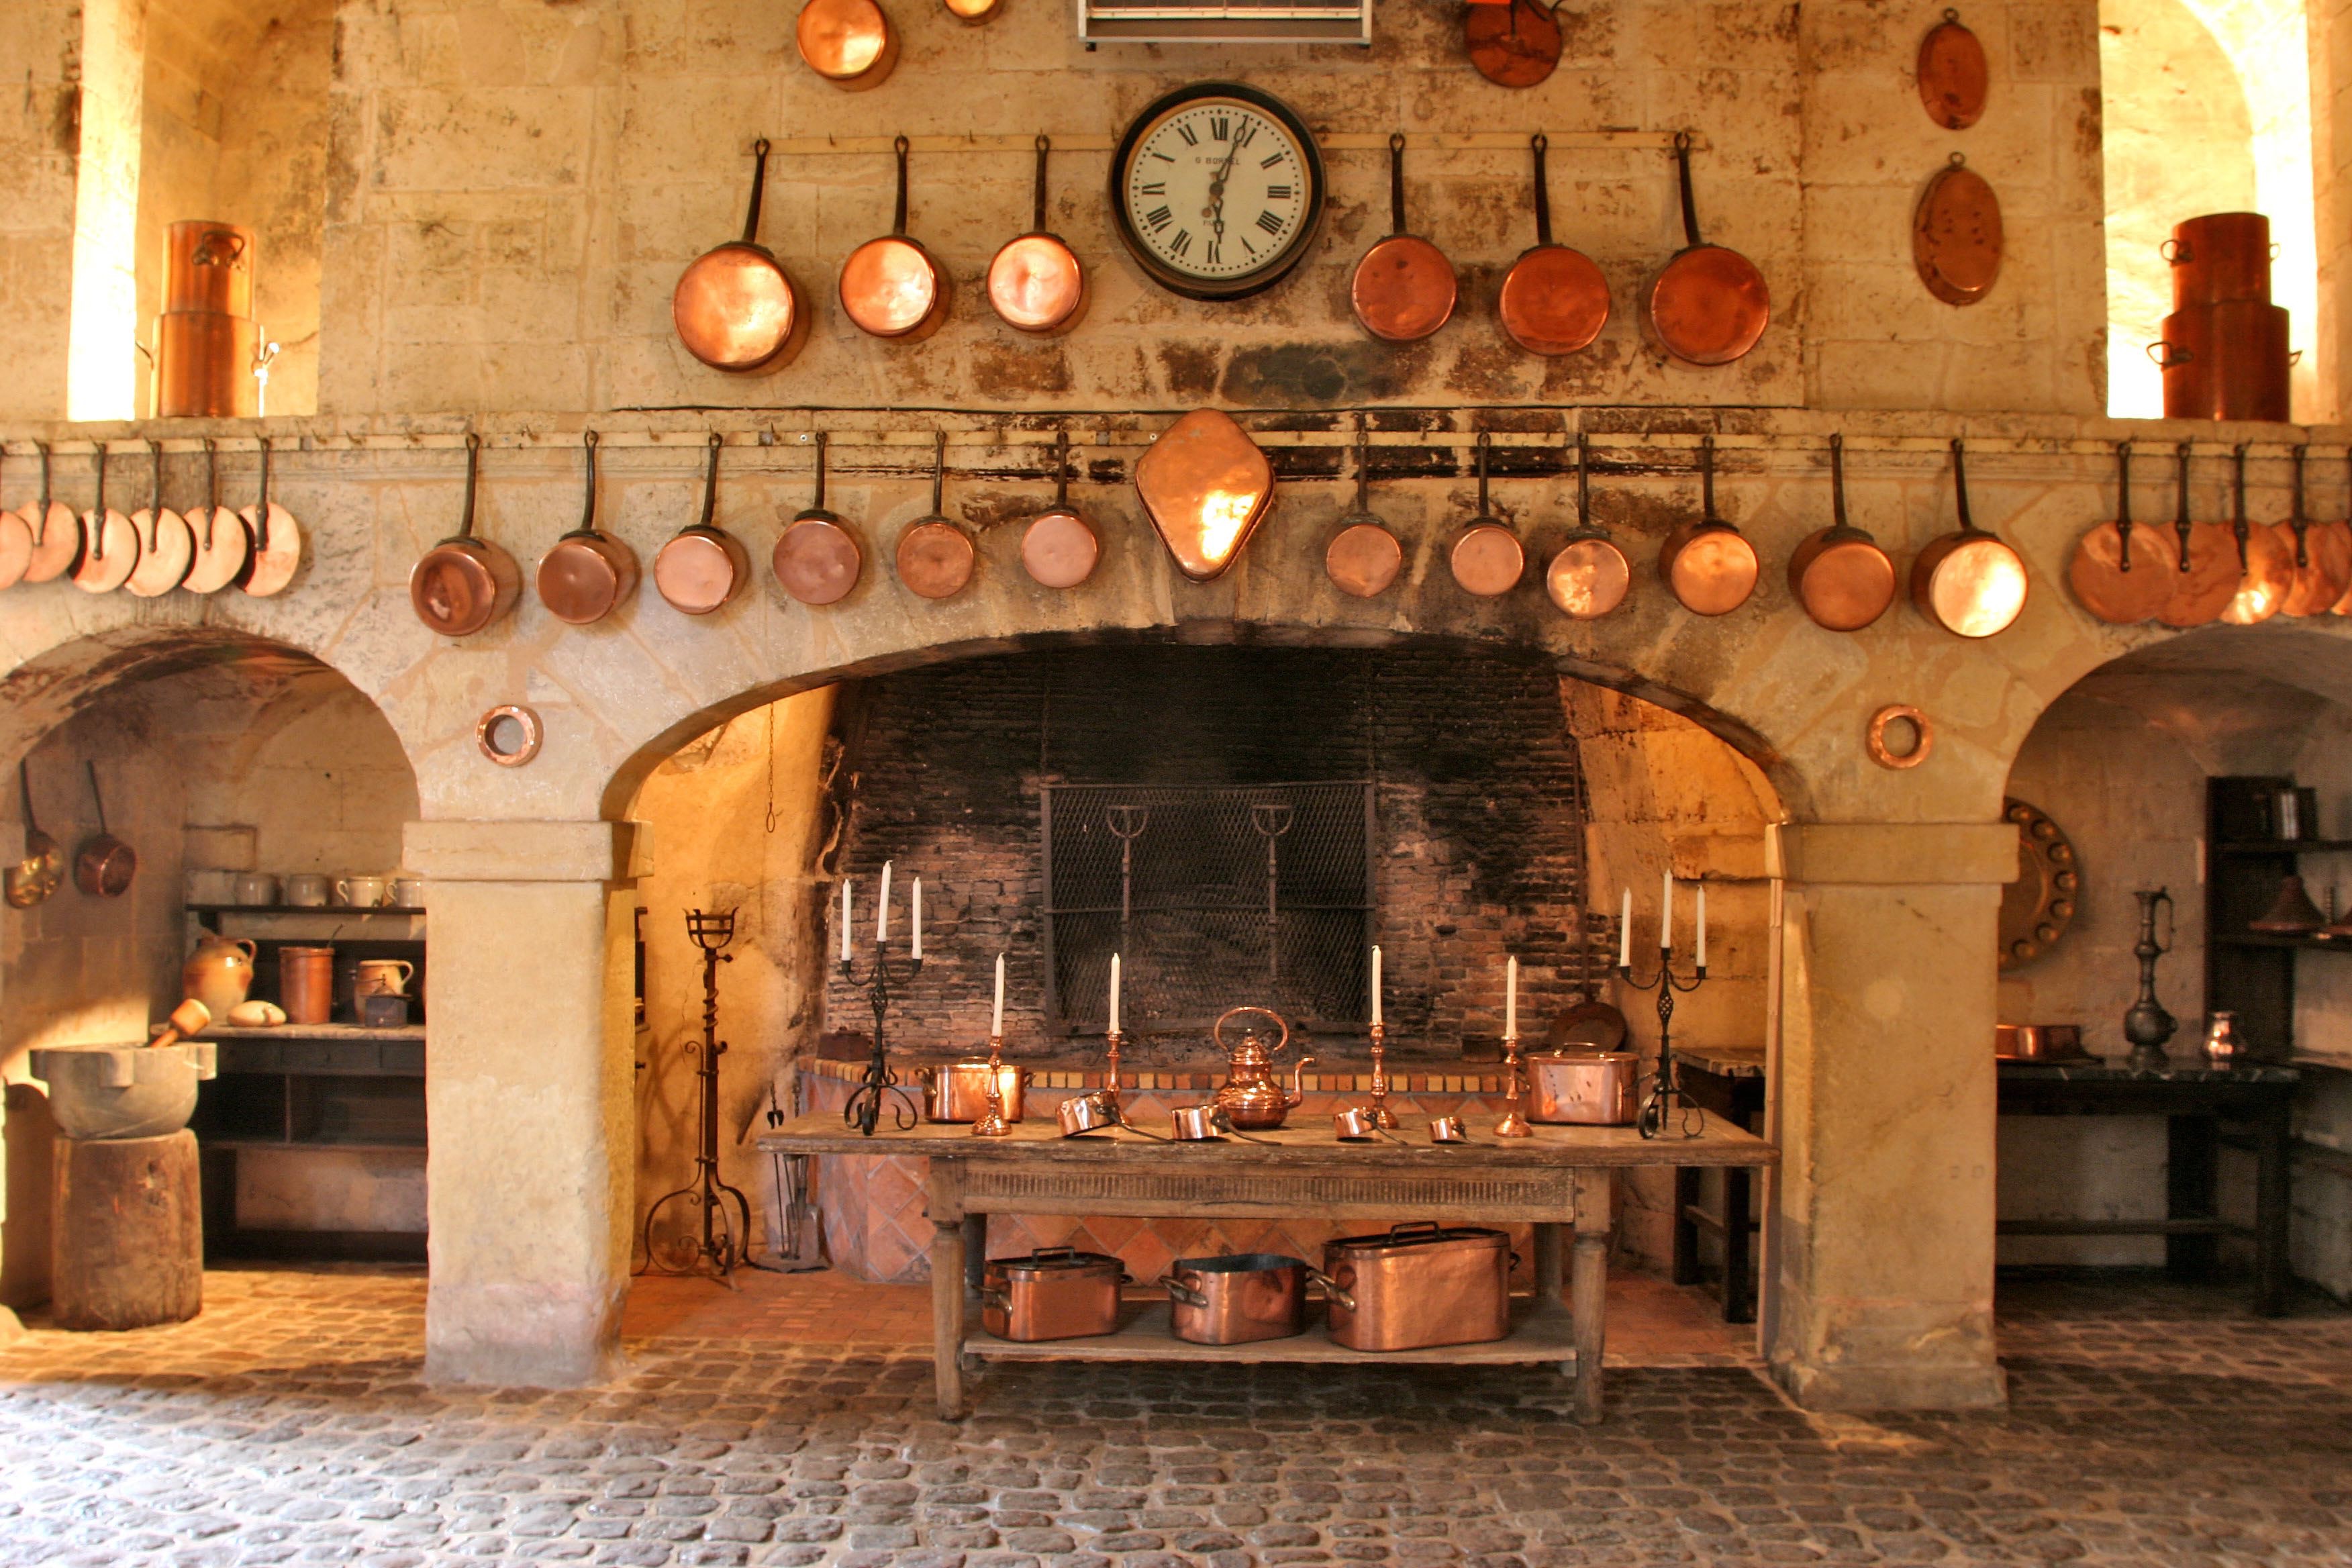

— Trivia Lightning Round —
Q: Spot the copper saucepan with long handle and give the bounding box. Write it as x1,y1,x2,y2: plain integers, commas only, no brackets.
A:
73,760,136,898
1023,430,1100,589
1788,434,1896,632
841,136,952,341
1644,131,1771,367
2220,440,2296,626
673,139,808,374
239,436,304,597
897,430,976,599
655,433,753,615
1449,432,1524,598
2157,442,2241,629
71,442,140,594
2067,440,2173,625
1545,433,1630,619
1350,132,1456,344
774,431,865,605
0,446,32,590
1499,133,1610,357
1912,438,2028,638
412,433,521,636
1659,435,1759,615
22,442,82,585
796,0,899,88
5,759,61,909
1325,416,1402,599
2282,444,2352,617
538,430,641,625
989,135,1087,335
126,441,193,598
181,438,252,595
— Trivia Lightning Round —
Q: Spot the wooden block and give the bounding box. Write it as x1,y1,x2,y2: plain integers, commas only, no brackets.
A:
50,1130,203,1332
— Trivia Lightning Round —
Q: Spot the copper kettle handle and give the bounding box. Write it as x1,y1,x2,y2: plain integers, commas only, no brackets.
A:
1214,1004,1291,1057
1159,1273,1209,1309
1306,1265,1355,1312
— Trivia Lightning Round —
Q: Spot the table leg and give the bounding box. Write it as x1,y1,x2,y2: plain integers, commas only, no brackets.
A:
2168,1114,2220,1279
1570,1169,1611,1425
1671,1165,1701,1285
930,1216,967,1419
1533,1222,1565,1308
1722,1165,1755,1325
2255,1102,2291,1318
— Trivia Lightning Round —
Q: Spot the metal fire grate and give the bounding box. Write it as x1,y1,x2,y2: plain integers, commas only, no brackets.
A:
1042,783,1374,1036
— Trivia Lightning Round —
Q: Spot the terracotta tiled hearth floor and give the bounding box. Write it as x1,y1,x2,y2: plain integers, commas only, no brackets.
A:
1,1267,2348,1567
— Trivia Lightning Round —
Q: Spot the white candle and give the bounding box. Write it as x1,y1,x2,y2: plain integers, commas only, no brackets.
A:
1661,870,1673,952
877,861,892,944
840,879,852,963
1505,955,1518,1040
1109,952,1121,1035
992,952,1006,1038
1370,945,1383,1027
911,877,923,961
1696,882,1706,970
1619,889,1632,969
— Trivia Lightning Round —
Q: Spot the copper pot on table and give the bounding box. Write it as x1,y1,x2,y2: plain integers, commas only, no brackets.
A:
2155,442,2239,628
1912,438,2027,638
1161,1253,1310,1344
1321,1223,1512,1352
1545,432,1630,620
1643,132,1770,367
981,1248,1126,1342
2069,440,2175,625
2281,445,2352,617
775,432,864,605
1788,434,1896,632
538,432,640,624
1449,433,1524,597
840,137,950,342
411,434,521,637
1350,133,1455,344
923,1059,1030,1124
989,135,1087,335
673,140,807,375
1500,133,1610,358
71,443,140,595
1659,435,1759,616
1526,1048,1639,1125
654,434,752,615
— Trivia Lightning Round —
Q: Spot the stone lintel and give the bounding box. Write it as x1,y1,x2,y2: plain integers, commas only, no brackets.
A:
404,820,651,884
1766,822,2018,886
1669,830,1771,881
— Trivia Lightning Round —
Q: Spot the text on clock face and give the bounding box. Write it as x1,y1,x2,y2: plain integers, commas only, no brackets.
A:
1126,105,1308,279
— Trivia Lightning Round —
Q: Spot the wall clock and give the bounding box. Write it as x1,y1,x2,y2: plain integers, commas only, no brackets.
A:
1110,82,1326,301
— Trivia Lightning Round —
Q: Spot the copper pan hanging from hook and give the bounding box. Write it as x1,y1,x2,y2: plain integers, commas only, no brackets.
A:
1787,434,1895,632
181,438,252,595
1911,438,2026,638
1325,417,1402,599
796,0,899,89
654,434,753,616
1643,132,1770,367
0,446,32,590
125,440,193,598
673,140,807,374
1026,430,1101,589
1350,133,1456,344
1545,434,1629,619
2278,446,2352,617
1658,435,1758,616
538,430,641,625
238,436,303,597
2157,443,2243,628
841,137,951,341
1449,433,1524,597
1498,133,1610,357
989,136,1087,335
23,442,82,584
898,432,977,599
412,433,521,637
2067,441,2174,625
2218,442,2295,626
775,432,865,605
70,442,140,594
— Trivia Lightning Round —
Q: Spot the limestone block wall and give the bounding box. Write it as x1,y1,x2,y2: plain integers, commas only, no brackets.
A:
0,0,80,423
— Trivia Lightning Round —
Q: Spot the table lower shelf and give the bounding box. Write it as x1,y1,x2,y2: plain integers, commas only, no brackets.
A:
964,1298,1577,1365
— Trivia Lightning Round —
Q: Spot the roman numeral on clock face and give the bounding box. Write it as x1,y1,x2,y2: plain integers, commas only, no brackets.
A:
1266,185,1291,201
1169,229,1192,257
1177,124,1199,146
1145,206,1173,232
1138,181,1165,196
1210,115,1230,140
1255,209,1283,236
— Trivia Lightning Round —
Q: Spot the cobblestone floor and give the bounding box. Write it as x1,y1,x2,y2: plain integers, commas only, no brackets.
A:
1,1266,2347,1567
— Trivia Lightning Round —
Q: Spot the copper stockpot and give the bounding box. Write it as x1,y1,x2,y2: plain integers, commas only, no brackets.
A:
2281,446,2352,616
655,434,752,615
1351,134,1456,344
2166,212,2274,307
981,1248,1126,1342
922,1059,1030,1124
1449,433,1524,597
774,431,864,605
1913,155,2002,307
125,442,193,599
988,136,1087,335
23,444,81,585
1465,0,1561,89
1499,132,1608,357
1526,1048,1639,1125
279,945,336,1027
2157,443,2241,628
166,219,254,315
1161,1254,1310,1345
71,444,140,595
1659,435,1759,616
796,0,899,88
1321,1223,1513,1352
154,222,259,420
1918,8,1989,130
181,439,251,596
2219,442,2295,626
2155,300,2292,423
1644,132,1770,368
1134,411,1273,583
412,434,522,637
673,140,807,375
1546,432,1630,619
238,437,303,597
1788,434,1896,632
2068,440,2175,625
538,431,641,626
1912,438,2027,638
840,137,950,341
1325,420,1402,599
897,432,976,599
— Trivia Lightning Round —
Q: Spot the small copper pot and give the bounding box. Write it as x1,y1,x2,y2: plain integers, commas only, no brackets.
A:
988,136,1087,335
654,434,752,615
1169,1104,1222,1141
238,437,303,598
2155,442,2241,629
1325,420,1402,599
412,434,522,637
1912,438,2027,638
1545,433,1629,620
1163,1254,1310,1344
71,761,135,899
538,431,641,625
1024,430,1100,589
21,442,83,585
2068,440,2175,626
796,0,899,89
1057,1089,1122,1137
2218,442,2296,626
897,431,976,599
1449,433,1524,598
841,137,950,341
70,443,140,595
774,431,864,605
1659,435,1759,616
673,140,807,375
180,439,252,595
1498,134,1609,358
1787,434,1896,632
1351,134,1455,344
125,442,193,599
2280,446,2352,618
1644,132,1770,366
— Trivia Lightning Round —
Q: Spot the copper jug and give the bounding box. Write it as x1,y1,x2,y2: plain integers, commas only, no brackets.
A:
1208,1006,1315,1130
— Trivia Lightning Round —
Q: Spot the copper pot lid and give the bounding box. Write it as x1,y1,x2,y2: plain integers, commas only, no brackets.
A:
842,137,950,339
774,432,864,605
2155,444,2239,629
1325,422,1401,599
125,443,193,599
1917,9,1989,130
413,434,521,637
988,137,1087,334
656,434,752,616
897,432,976,599
1659,435,1759,616
1646,133,1770,366
1912,438,2027,638
2069,442,2175,625
1546,434,1629,620
2281,448,2352,616
70,444,140,595
1135,411,1274,582
0,446,32,590
1023,430,1101,589
674,140,805,373
538,430,642,626
1499,134,1610,357
181,442,251,596
1351,134,1456,344
239,437,303,597
1465,0,1562,89
1788,434,1896,632
1914,154,2002,307
797,0,899,87
23,443,81,584
2218,444,2294,626
1449,434,1524,598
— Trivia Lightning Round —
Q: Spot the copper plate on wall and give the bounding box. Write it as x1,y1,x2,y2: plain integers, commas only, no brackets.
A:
239,439,302,597
1134,411,1274,583
1998,797,2079,971
125,444,193,598
2155,444,2239,628
1466,0,1562,89
70,445,138,595
774,433,863,605
1914,155,2002,307
797,0,898,88
2069,442,2174,625
897,434,975,599
1917,9,1989,130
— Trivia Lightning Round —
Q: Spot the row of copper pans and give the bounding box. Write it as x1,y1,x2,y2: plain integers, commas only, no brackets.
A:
0,439,300,599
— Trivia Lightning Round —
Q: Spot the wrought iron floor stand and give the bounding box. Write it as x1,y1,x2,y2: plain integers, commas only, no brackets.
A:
1619,947,1708,1140
639,909,756,1285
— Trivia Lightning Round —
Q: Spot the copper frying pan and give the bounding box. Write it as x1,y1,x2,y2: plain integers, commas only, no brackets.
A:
673,140,807,374
989,136,1087,335
538,431,641,625
126,442,193,598
1551,910,1627,1050
71,443,139,594
2068,440,2173,625
841,136,951,341
1644,132,1770,367
1912,438,2027,638
775,432,864,605
1350,133,1456,344
181,438,252,595
5,761,60,908
23,443,81,584
655,434,752,615
1547,434,1630,620
2219,442,2295,626
1499,133,1610,357
2280,446,2352,617
1788,434,1896,632
73,761,135,898
239,436,303,597
1449,433,1524,597
1465,0,1562,89
1024,430,1100,590
411,433,521,637
1325,418,1402,599
0,447,30,589
2157,443,2241,628
796,0,899,89
897,432,975,599
1659,436,1759,616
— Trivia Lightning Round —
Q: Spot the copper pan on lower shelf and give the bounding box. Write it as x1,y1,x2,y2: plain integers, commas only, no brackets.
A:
654,434,752,616
538,431,640,626
1787,434,1895,632
2279,446,2352,617
896,432,975,600
2219,443,2296,626
774,431,864,605
2068,440,2174,625
125,442,193,599
23,442,82,585
1325,420,1402,599
1449,433,1523,598
1658,435,1758,616
411,434,520,637
70,443,140,595
238,436,303,597
181,439,251,596
1910,438,2026,638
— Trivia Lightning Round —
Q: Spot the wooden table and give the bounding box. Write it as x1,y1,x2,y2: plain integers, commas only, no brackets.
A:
1671,1044,1767,1324
758,1113,1777,1423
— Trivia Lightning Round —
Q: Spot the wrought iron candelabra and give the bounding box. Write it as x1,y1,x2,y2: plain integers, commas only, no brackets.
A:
639,909,755,1284
840,948,922,1136
1620,946,1709,1140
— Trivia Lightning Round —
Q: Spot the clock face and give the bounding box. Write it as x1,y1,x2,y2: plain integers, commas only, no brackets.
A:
1111,83,1325,301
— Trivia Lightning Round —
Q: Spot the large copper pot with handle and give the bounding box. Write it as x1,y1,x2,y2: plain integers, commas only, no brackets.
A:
1658,435,1758,616
1349,133,1455,344
1498,133,1608,357
840,137,950,341
1161,1253,1310,1344
1320,1224,1513,1352
154,220,259,419
411,434,520,637
1787,434,1896,632
1208,1005,1314,1130
1643,132,1769,367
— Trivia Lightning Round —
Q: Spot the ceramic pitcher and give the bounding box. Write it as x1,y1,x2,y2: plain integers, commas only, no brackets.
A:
183,933,257,1018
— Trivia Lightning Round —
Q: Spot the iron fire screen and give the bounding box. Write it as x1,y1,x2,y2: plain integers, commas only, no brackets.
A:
1041,782,1375,1036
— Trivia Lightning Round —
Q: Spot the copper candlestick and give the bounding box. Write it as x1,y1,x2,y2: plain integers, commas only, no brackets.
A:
1495,1030,1532,1138
971,1032,1012,1136
1103,1027,1124,1120
1367,1021,1397,1128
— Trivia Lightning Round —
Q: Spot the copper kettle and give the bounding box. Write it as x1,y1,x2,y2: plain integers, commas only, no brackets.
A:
1209,1006,1315,1131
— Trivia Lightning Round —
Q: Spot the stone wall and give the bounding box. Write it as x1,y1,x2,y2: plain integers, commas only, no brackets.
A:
0,0,78,424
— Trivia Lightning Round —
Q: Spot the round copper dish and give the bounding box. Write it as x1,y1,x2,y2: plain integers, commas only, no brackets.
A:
796,0,899,88
673,140,807,375
125,442,193,599
1914,154,2002,307
0,446,32,589
538,431,642,626
2281,447,2352,616
1324,422,1401,599
2156,444,2240,629
1466,0,1562,89
1546,433,1630,620
897,432,975,600
1917,9,1989,130
1350,134,1455,344
1645,132,1770,367
70,444,140,595
23,444,82,584
238,437,303,597
411,434,521,637
987,136,1087,335
1022,431,1099,590
1659,435,1759,616
654,434,752,616
2069,441,2175,625
1911,438,2027,638
1498,133,1609,357
181,440,250,596
2218,445,2294,626
774,432,863,606
841,138,950,340
1787,434,1896,633
1450,434,1524,598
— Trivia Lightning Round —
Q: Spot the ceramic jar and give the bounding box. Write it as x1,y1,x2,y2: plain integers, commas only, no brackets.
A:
182,934,258,1018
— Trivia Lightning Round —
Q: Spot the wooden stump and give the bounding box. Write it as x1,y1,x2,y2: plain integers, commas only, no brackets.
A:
50,1130,202,1331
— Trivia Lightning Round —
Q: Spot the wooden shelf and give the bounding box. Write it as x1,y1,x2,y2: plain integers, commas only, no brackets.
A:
201,1137,426,1154
2215,932,2352,952
187,903,424,917
2214,840,2352,855
965,1297,1577,1366
190,1023,424,1042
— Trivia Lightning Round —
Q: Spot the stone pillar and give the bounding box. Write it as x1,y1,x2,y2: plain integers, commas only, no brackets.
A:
1761,822,2016,1411
404,820,646,1386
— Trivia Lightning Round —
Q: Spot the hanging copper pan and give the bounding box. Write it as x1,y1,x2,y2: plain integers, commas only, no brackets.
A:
796,0,899,89
673,140,807,374
1326,419,1402,599
2277,446,2351,617
2069,441,2173,625
1351,133,1456,344
942,0,999,21
1659,435,1759,616
1546,433,1630,620
775,431,865,605
125,441,193,598
181,438,252,595
238,436,303,597
2155,442,2239,628
897,432,975,599
411,433,521,637
841,137,951,341
655,434,752,616
70,444,138,595
0,447,30,590
1911,439,2026,637
538,431,641,626
1645,132,1770,367
1024,430,1101,590
1465,0,1562,89
1450,433,1524,597
1498,132,1610,357
1917,9,1989,130
1913,154,2002,307
1788,434,1896,632
2219,443,2295,626
72,761,134,898
989,136,1087,336
23,443,81,584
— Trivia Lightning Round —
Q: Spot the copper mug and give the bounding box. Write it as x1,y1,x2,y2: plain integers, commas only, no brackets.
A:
279,946,336,1026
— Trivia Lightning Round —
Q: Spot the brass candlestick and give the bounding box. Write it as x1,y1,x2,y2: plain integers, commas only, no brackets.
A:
972,1032,1012,1136
1367,1020,1397,1128
1495,1030,1532,1138
1103,1027,1124,1120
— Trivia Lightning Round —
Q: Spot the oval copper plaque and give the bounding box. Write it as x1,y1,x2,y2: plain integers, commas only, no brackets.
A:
2068,522,2175,624
775,514,863,605
1326,521,1402,599
1466,0,1561,89
2155,522,2241,628
1915,158,2002,306
797,0,897,87
1663,525,1759,617
1450,524,1524,597
1547,537,1630,620
2282,519,2352,616
2220,522,2297,626
897,519,975,599
1917,10,1989,131
1022,508,1099,589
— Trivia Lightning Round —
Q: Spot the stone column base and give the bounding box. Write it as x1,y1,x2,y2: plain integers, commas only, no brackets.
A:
1771,1353,2008,1411
0,1304,22,1344
423,1281,626,1386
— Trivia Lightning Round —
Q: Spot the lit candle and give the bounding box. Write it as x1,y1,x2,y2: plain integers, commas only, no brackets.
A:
1505,955,1518,1040
1619,888,1632,969
1371,944,1383,1028
1109,952,1121,1036
1661,870,1673,952
992,952,1006,1038
1696,881,1706,969
877,861,892,944
840,879,852,963
911,877,923,961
